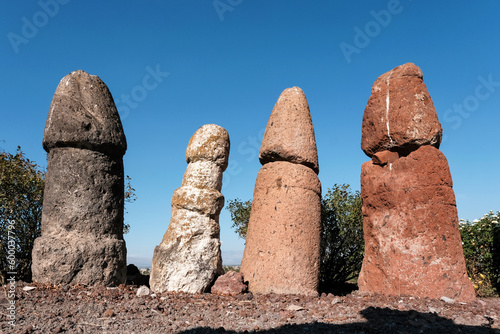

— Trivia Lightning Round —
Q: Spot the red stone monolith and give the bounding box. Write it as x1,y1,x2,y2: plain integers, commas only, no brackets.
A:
358,63,475,302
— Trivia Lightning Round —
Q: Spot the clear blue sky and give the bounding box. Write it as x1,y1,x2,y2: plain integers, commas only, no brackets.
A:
1,1,499,267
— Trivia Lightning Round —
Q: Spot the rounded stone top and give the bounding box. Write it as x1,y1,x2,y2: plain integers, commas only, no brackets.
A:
43,70,127,156
259,87,319,174
186,124,230,170
361,63,442,158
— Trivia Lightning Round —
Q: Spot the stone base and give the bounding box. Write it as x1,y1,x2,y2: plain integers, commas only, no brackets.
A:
150,210,223,294
241,162,321,296
358,145,475,302
32,234,126,286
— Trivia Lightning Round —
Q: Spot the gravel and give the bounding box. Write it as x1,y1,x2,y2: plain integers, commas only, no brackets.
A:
1,281,499,333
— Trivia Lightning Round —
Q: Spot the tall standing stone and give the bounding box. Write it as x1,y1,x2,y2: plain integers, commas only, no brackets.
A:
150,124,230,294
241,87,321,296
358,63,476,301
32,70,127,286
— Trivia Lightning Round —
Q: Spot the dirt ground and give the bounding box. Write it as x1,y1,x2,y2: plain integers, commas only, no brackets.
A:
1,281,499,333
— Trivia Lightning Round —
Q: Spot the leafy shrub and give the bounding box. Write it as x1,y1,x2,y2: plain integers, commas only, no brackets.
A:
459,211,500,297
226,199,252,239
319,184,364,291
0,147,45,284
223,265,241,273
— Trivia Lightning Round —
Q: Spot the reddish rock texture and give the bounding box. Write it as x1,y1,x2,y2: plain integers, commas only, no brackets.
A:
358,146,475,301
211,271,248,296
259,87,319,174
358,64,475,302
241,162,321,295
361,63,442,158
241,87,321,296
372,150,399,166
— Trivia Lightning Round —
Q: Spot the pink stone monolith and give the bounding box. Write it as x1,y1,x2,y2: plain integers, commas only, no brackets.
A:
241,87,321,296
358,63,475,302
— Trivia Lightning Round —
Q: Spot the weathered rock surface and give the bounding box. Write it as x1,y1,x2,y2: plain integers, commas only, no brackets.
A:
359,64,475,302
241,162,321,295
136,285,150,297
361,63,442,158
241,87,321,296
150,124,229,294
32,70,127,286
358,146,476,301
42,70,127,156
372,150,399,166
211,271,248,296
259,87,319,174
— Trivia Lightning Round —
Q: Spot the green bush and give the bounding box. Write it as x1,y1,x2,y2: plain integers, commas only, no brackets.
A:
459,210,500,297
320,184,364,291
226,198,251,239
0,148,45,284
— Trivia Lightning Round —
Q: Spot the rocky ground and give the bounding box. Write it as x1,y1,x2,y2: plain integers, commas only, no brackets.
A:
1,281,499,333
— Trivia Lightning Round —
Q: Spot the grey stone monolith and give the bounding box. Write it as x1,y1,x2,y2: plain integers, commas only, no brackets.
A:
32,70,127,286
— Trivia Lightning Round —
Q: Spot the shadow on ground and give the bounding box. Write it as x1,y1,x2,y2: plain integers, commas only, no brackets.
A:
320,282,358,296
178,306,496,334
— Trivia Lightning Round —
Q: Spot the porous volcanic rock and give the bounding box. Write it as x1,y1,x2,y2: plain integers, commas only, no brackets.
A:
211,271,248,296
259,86,319,174
32,70,127,286
42,70,127,156
150,124,229,294
358,145,476,301
372,150,399,166
361,63,442,158
358,64,475,302
241,87,321,296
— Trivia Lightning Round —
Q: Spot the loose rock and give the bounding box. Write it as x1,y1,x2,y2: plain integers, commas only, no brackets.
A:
441,296,455,304
136,286,150,297
211,271,248,296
